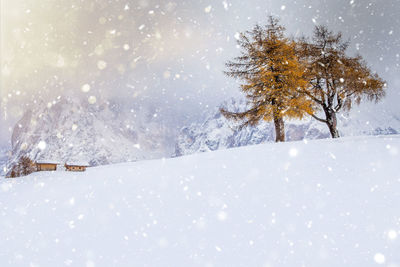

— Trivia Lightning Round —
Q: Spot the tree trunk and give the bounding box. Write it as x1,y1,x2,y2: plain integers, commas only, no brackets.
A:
273,115,285,142
324,108,340,138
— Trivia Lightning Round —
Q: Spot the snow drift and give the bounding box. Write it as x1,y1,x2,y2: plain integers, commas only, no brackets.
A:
1,135,400,267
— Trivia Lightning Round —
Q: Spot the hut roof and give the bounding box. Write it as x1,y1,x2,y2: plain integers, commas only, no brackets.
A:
65,162,90,167
36,160,60,165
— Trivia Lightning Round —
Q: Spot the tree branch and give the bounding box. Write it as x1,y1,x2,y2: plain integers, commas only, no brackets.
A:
309,113,327,123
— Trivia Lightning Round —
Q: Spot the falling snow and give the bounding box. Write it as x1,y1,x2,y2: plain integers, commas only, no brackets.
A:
81,84,91,93
1,1,400,266
37,141,47,151
88,95,97,104
97,60,107,70
374,253,386,264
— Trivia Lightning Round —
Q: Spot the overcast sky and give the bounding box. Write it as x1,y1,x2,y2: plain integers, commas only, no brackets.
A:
1,0,399,147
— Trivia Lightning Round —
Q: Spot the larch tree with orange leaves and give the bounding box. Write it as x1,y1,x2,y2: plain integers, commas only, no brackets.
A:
221,17,313,142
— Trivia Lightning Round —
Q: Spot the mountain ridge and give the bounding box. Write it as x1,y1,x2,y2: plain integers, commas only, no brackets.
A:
6,96,174,172
174,98,400,156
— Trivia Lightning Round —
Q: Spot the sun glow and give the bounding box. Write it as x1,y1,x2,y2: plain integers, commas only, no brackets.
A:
1,0,207,108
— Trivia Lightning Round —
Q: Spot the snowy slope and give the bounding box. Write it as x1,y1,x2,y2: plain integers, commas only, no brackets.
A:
7,97,174,170
175,99,400,156
1,135,400,267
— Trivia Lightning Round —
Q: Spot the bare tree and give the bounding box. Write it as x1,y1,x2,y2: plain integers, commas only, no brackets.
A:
298,26,386,138
19,156,36,176
8,156,36,178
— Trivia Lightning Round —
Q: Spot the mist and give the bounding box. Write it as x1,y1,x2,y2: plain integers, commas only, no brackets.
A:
1,0,399,148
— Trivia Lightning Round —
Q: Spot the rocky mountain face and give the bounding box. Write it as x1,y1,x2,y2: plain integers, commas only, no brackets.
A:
7,97,175,171
174,99,400,156
0,148,9,176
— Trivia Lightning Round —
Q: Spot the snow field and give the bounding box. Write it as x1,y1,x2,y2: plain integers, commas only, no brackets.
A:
1,135,400,267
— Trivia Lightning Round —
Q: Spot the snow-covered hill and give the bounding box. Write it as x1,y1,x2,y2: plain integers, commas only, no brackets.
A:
7,97,174,170
1,135,399,267
175,99,400,156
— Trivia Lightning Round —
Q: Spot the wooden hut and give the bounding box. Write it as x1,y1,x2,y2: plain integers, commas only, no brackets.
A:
64,162,89,172
36,161,59,171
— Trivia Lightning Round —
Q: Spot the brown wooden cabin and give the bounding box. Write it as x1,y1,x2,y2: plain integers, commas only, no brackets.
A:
65,163,89,172
36,161,59,171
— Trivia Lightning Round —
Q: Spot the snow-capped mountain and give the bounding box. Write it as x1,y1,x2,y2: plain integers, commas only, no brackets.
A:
7,97,174,171
174,98,400,156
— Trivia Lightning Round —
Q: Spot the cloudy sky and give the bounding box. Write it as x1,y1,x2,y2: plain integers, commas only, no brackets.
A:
1,0,399,147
